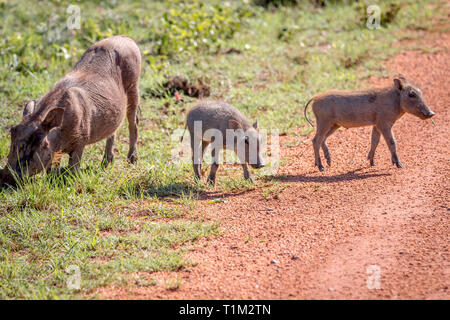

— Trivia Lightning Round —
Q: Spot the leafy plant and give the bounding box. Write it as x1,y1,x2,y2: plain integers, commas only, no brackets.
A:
150,0,252,57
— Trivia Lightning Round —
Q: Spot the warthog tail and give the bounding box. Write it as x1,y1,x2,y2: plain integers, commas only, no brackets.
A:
180,124,188,142
303,98,314,127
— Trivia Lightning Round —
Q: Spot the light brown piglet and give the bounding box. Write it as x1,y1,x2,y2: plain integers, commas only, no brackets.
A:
304,77,435,171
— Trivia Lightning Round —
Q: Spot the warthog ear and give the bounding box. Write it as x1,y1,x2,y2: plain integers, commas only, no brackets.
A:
228,119,242,130
394,77,408,91
253,120,258,129
22,100,36,118
41,107,64,133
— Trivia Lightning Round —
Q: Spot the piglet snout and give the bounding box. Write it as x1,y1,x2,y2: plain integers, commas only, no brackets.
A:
421,108,435,118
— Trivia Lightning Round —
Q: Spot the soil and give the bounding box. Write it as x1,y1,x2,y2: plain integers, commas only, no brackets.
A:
163,76,211,99
94,28,449,299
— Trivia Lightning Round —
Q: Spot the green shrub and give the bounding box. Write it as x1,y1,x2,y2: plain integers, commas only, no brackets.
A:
149,0,252,57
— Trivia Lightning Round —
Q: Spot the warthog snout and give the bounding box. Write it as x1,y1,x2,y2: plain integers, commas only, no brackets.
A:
420,108,435,119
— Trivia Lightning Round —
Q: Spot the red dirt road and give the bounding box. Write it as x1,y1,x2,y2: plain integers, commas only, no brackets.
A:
97,30,449,299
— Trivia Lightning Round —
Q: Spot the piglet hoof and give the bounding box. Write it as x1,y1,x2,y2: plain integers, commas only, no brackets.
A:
206,176,216,186
369,160,376,166
101,157,114,168
127,154,138,164
395,161,404,169
317,165,325,172
392,158,404,168
245,175,255,183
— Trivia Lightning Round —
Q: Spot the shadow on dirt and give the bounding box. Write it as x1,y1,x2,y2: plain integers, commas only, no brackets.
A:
266,168,391,184
120,179,253,202
197,189,254,201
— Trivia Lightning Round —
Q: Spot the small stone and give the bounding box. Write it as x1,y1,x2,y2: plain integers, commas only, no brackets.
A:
270,259,279,265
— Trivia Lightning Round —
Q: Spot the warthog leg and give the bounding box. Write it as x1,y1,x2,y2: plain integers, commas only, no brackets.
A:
207,144,220,185
322,124,339,166
378,124,404,168
68,146,85,172
126,85,139,164
313,119,333,171
102,134,116,167
368,126,381,166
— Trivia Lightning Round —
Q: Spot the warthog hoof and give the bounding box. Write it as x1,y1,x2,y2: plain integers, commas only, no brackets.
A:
393,160,404,168
206,176,216,186
245,175,255,183
101,156,114,168
128,154,138,164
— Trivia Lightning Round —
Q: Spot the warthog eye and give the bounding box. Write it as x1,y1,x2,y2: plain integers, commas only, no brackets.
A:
408,92,416,98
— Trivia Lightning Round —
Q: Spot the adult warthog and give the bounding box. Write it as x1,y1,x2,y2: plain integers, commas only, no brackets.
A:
0,35,141,186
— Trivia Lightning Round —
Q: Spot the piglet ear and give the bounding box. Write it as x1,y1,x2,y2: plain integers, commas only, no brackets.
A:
41,107,64,133
22,100,36,118
394,77,407,91
228,119,242,130
253,120,258,129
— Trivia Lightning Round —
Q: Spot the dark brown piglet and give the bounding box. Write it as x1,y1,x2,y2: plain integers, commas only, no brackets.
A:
185,101,265,185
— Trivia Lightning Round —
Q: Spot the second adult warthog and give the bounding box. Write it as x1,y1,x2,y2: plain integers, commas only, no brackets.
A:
0,35,141,186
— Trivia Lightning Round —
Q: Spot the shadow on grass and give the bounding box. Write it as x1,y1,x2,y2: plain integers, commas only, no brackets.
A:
121,180,204,199
264,168,391,184
120,176,257,201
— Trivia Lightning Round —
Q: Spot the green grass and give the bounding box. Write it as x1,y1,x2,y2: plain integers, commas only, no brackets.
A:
0,0,446,299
